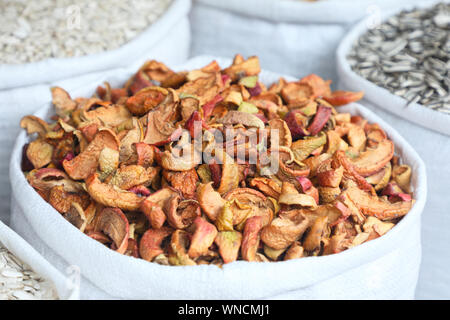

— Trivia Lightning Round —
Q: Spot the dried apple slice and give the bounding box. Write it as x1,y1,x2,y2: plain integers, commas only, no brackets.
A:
215,201,235,232
217,111,265,129
350,140,394,177
241,216,263,262
20,115,51,138
278,182,318,209
224,188,273,227
26,139,53,169
48,185,89,213
86,173,143,211
80,99,132,127
303,216,328,252
347,124,366,151
291,132,327,162
108,165,158,190
268,118,292,148
283,109,310,140
341,187,413,220
51,87,77,117
64,202,87,232
363,216,395,239
323,91,364,106
96,207,129,254
281,82,313,108
135,142,155,168
223,55,260,82
27,168,84,196
158,132,201,171
119,118,143,162
125,87,167,116
334,150,375,194
284,242,304,260
143,89,180,145
98,147,119,175
197,182,226,221
163,169,199,199
299,74,332,98
63,128,119,180
249,177,281,199
168,230,196,266
188,217,218,259
215,231,242,264
307,104,332,136
139,227,172,262
276,147,310,183
392,164,412,193
317,166,344,188
261,213,309,250
140,200,166,229
165,196,201,229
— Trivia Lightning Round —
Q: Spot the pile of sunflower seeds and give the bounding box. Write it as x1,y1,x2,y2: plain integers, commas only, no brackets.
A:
348,2,450,115
0,243,58,300
0,0,172,64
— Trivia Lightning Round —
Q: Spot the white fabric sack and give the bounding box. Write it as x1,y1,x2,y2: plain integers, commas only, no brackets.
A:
190,0,432,84
337,0,450,136
0,0,191,224
9,56,427,299
0,0,191,90
0,219,77,299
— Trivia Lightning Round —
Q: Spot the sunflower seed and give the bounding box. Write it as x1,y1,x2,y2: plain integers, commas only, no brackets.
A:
348,2,450,115
0,242,58,300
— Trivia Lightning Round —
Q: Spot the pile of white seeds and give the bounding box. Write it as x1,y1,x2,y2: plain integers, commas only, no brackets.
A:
0,243,58,300
0,0,172,64
348,3,450,114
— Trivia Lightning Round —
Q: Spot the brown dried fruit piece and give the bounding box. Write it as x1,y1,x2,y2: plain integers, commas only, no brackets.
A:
109,165,158,190
63,129,119,180
140,201,166,229
323,91,364,106
143,89,179,145
224,188,273,227
249,177,281,199
86,173,143,211
140,227,172,262
197,182,226,221
169,230,196,266
350,140,394,177
63,202,88,232
215,231,242,264
223,55,261,82
163,169,199,199
341,187,413,220
284,242,304,260
165,196,201,229
241,216,263,262
261,212,309,250
303,216,328,252
268,118,292,148
188,217,218,259
125,87,167,116
281,82,313,108
96,207,129,254
278,182,317,209
51,87,77,117
26,139,53,169
334,150,375,194
80,99,132,127
48,185,89,214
